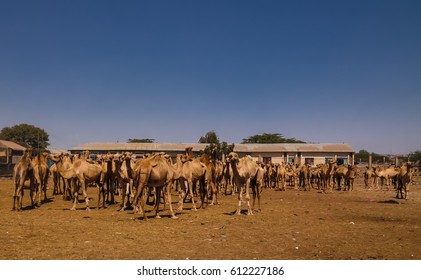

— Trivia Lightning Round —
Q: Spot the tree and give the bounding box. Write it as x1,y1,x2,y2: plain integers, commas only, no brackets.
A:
198,131,234,161
127,138,155,143
409,150,421,164
241,133,305,144
0,123,49,152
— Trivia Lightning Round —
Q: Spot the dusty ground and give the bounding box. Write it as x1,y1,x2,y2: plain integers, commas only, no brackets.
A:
1,171,420,260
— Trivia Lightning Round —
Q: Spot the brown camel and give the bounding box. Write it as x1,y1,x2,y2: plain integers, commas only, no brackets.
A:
227,152,263,215
12,148,35,211
32,152,50,206
131,153,177,220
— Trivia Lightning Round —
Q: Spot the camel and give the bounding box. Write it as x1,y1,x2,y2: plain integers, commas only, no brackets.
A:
200,153,219,206
214,160,225,194
116,152,136,211
71,154,104,210
50,163,64,195
364,167,376,188
285,163,298,188
344,165,359,191
222,157,235,195
374,165,400,190
275,163,287,191
131,153,177,220
334,164,348,191
12,148,35,211
264,162,276,189
397,163,413,199
227,152,263,215
49,153,103,210
177,148,207,211
48,154,76,196
32,152,50,206
320,160,335,193
298,163,311,191
96,154,112,209
309,165,321,190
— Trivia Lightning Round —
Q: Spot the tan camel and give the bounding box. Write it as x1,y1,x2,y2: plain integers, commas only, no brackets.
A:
53,153,74,200
71,154,103,210
50,163,63,195
299,163,311,191
177,149,207,211
320,160,335,193
374,165,400,190
200,153,219,206
334,164,348,190
309,165,321,190
397,163,413,199
32,152,50,206
12,148,35,211
222,157,235,195
49,153,103,210
214,160,224,194
227,152,263,215
285,163,298,188
116,152,136,211
48,153,76,200
131,153,177,220
364,167,376,188
344,165,359,191
275,163,287,191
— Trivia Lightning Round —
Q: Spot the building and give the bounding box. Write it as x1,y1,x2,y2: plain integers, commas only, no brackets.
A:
0,140,26,177
69,142,354,165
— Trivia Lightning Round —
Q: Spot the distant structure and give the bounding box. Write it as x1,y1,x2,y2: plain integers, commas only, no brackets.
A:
69,142,354,165
0,140,26,177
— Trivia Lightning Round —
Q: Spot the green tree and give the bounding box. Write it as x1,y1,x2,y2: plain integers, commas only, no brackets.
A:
409,150,421,164
0,123,49,152
242,133,305,144
198,131,234,161
199,130,219,144
354,149,390,163
127,138,155,143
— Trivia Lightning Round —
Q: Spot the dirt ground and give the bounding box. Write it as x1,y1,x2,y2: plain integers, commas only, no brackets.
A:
1,171,420,260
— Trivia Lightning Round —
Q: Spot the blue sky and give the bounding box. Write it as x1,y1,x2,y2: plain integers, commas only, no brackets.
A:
1,0,420,155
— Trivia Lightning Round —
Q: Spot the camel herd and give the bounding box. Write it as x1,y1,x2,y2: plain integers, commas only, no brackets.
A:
11,147,417,218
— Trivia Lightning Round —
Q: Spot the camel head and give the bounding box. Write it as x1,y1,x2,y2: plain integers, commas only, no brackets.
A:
226,152,239,163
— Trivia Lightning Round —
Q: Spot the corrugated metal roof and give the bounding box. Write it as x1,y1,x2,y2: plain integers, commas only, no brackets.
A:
233,143,353,153
69,142,353,153
0,140,26,151
69,142,209,152
48,148,68,154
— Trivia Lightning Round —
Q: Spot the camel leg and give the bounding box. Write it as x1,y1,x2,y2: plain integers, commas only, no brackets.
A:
188,180,198,211
154,187,161,218
235,186,242,215
81,181,90,211
71,183,79,210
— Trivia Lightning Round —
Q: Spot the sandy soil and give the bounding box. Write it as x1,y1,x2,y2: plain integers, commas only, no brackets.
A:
1,171,420,260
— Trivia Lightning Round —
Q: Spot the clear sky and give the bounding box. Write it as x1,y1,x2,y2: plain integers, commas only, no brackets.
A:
1,0,420,155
